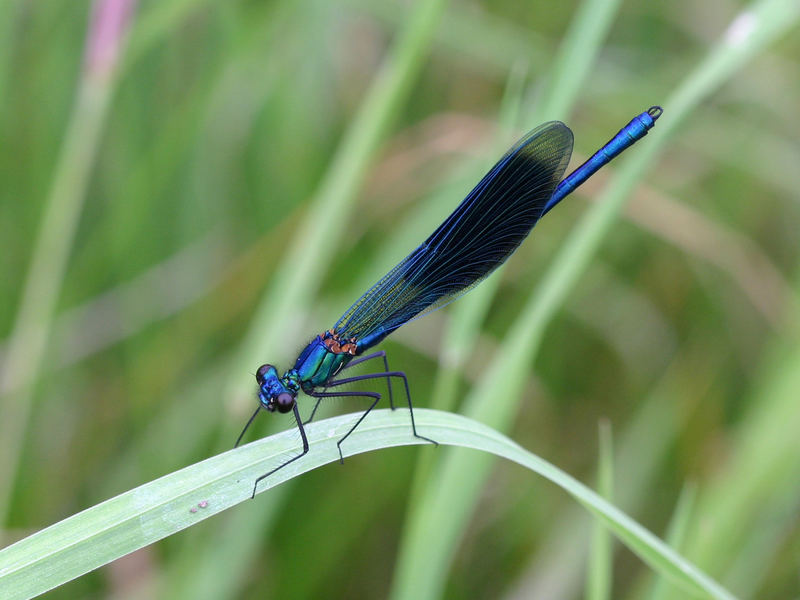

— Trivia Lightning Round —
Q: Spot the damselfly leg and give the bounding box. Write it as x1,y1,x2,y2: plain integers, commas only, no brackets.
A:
324,370,438,461
307,389,381,462
251,404,309,498
304,350,397,425
342,350,395,409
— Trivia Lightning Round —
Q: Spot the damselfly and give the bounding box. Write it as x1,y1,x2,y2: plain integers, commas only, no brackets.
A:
237,106,663,497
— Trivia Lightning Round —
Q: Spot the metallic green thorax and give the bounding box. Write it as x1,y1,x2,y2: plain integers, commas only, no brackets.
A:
257,334,354,409
292,335,353,389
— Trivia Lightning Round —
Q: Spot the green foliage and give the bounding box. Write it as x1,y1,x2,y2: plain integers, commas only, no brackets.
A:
1,0,798,598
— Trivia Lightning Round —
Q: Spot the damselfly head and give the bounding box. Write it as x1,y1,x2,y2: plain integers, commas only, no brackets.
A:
255,364,297,413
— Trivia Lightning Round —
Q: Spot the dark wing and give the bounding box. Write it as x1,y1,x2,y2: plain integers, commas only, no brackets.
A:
335,121,574,351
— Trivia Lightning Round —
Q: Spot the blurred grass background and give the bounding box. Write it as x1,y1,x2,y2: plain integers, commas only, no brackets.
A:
1,0,799,598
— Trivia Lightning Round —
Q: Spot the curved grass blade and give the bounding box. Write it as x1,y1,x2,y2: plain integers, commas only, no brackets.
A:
0,409,732,600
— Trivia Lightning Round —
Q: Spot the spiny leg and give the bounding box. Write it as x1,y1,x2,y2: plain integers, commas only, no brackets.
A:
342,350,395,409
303,379,337,425
336,395,379,463
327,371,438,451
303,396,323,425
234,405,261,448
250,404,308,499
301,351,389,428
308,390,381,463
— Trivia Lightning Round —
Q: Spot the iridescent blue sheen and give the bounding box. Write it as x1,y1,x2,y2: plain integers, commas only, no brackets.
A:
240,106,662,497
544,106,662,214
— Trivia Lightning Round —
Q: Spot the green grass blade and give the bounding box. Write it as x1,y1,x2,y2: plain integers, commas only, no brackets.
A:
0,0,23,106
348,0,551,76
0,409,733,600
721,478,800,598
123,0,223,71
504,350,715,599
586,420,614,600
531,0,623,122
684,337,800,582
647,483,698,600
0,0,137,536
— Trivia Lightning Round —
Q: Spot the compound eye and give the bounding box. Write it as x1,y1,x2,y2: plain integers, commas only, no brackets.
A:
256,364,274,384
275,392,295,414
